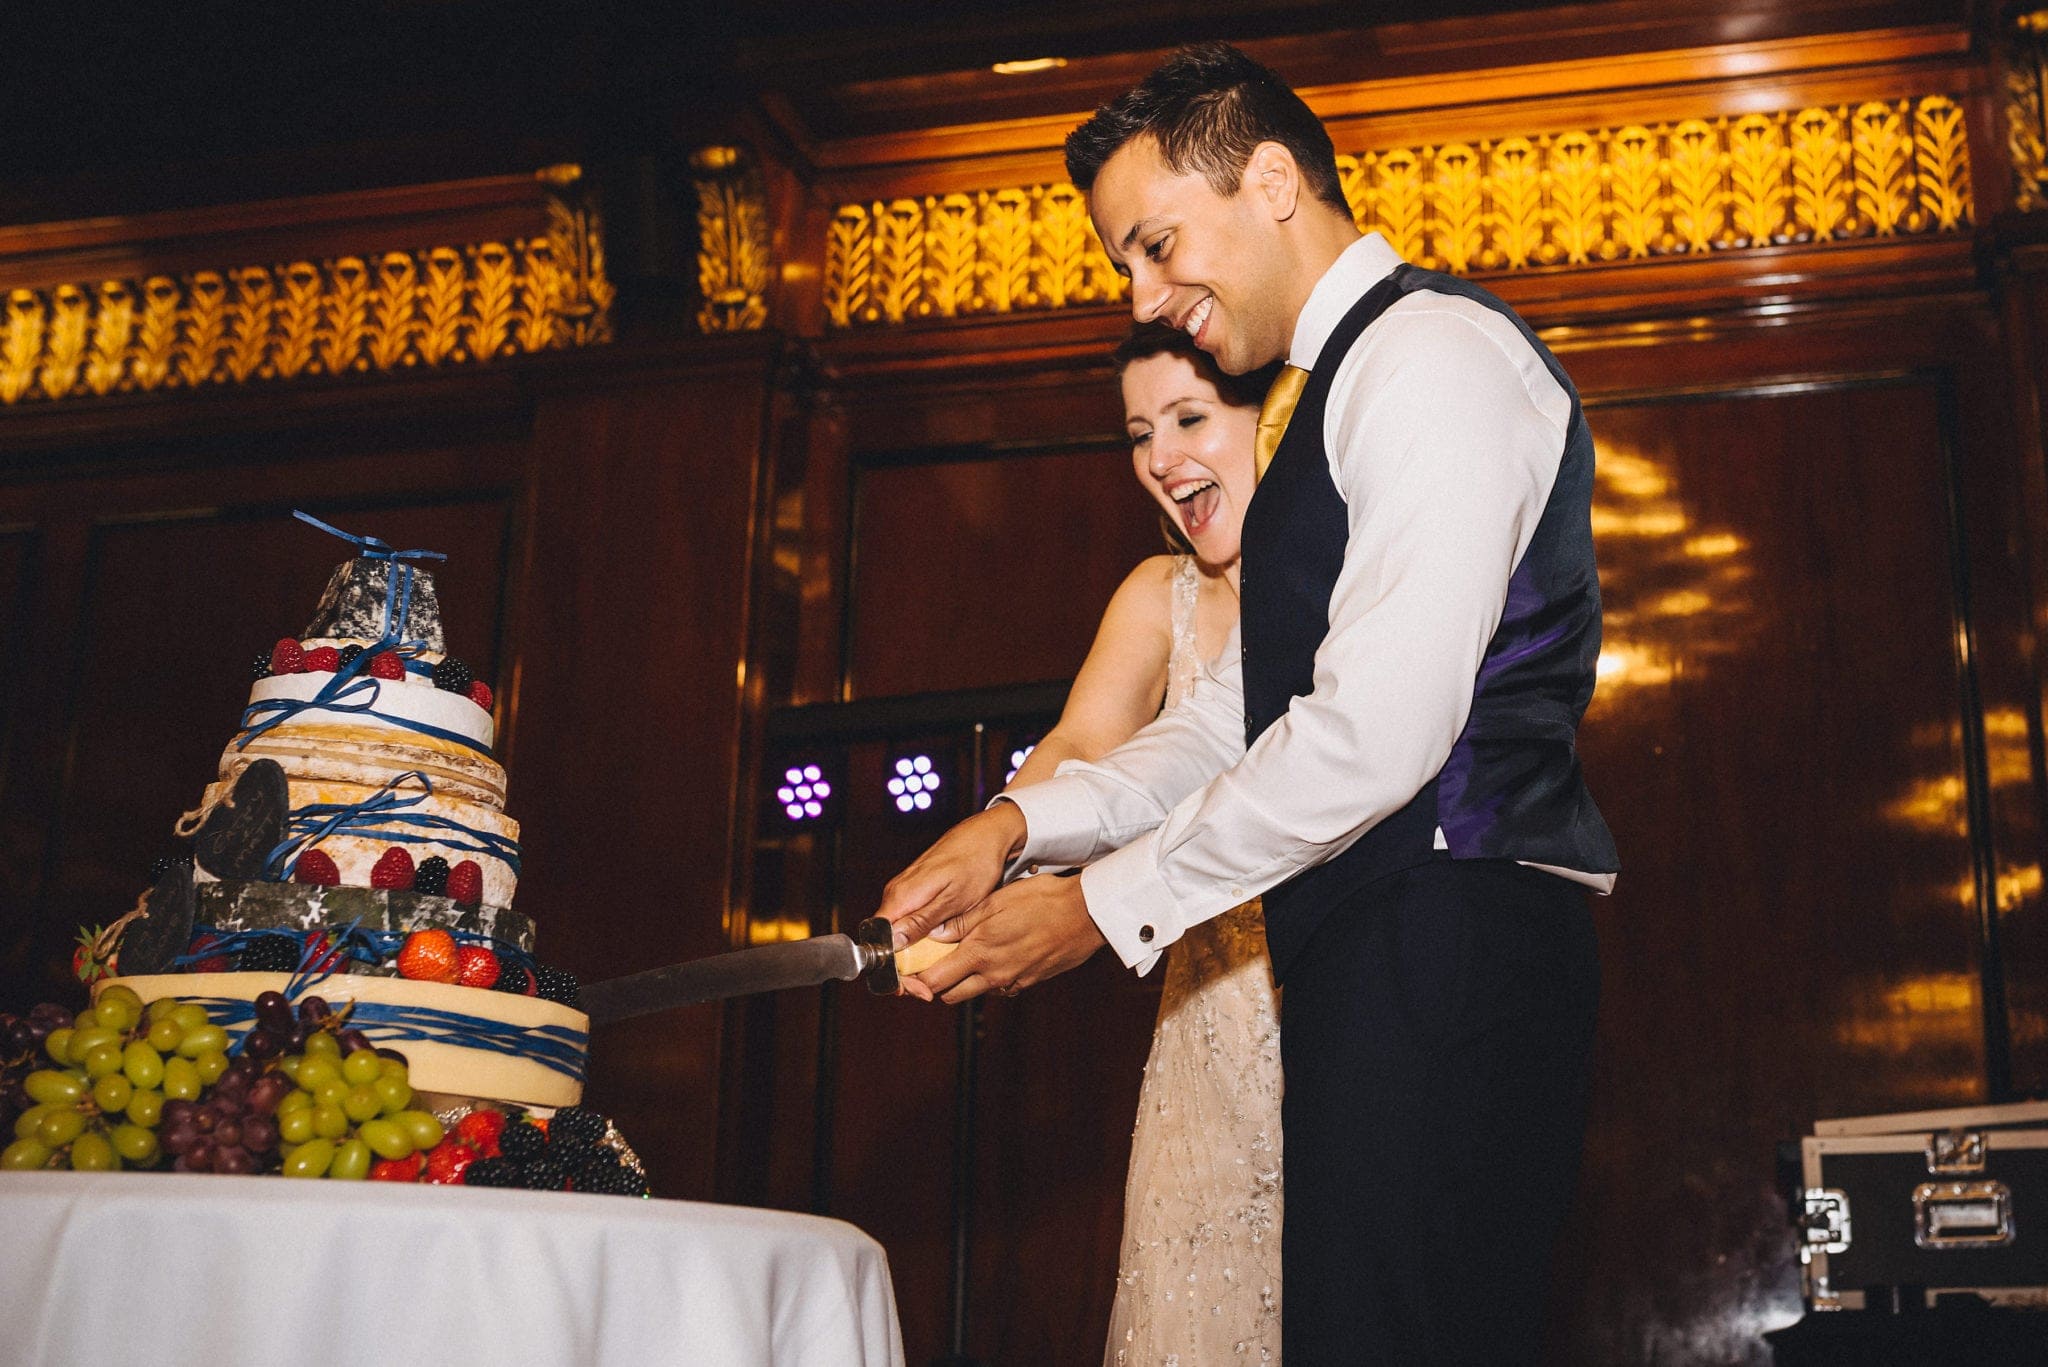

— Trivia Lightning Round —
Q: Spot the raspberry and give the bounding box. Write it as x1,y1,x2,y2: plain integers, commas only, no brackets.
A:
368,651,406,681
432,657,473,695
534,966,581,1009
396,929,459,983
456,945,500,989
186,932,231,973
292,849,341,886
268,638,305,675
424,1139,475,1185
499,1121,548,1165
370,1153,424,1182
251,654,273,681
446,860,484,906
454,1108,506,1157
467,680,493,711
304,930,347,973
301,646,340,672
369,846,415,891
492,965,537,996
337,644,364,671
412,855,450,897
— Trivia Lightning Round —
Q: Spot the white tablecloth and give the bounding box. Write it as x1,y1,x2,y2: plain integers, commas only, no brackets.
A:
0,1172,905,1367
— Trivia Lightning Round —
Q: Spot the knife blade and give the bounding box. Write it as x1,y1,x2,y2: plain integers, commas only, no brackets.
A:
580,916,911,1024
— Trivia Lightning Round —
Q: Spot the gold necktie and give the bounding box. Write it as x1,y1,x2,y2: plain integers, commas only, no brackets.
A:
1255,364,1310,481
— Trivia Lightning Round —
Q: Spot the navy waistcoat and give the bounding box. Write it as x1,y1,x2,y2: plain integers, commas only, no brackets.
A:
1239,264,1618,980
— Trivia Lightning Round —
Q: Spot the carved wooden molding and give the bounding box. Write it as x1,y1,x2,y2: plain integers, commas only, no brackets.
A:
691,147,772,334
0,166,614,408
821,94,1972,329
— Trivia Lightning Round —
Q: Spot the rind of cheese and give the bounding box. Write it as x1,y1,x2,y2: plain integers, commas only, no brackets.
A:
221,729,507,809
246,672,493,750
195,775,520,907
99,972,586,1109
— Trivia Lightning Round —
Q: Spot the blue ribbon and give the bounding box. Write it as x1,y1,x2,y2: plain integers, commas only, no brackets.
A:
262,771,522,881
292,509,446,649
234,654,491,757
183,991,587,1084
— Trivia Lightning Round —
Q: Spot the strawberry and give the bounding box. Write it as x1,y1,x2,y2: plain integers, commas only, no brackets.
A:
293,849,341,886
72,926,113,985
369,846,416,891
456,945,500,990
454,1108,506,1157
467,680,494,711
186,931,231,973
396,929,459,984
424,1139,475,1185
367,650,406,681
269,637,305,675
302,646,340,672
446,859,484,906
370,1153,424,1182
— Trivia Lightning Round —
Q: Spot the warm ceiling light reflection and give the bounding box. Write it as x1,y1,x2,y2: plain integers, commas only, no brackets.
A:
1885,774,1966,833
1591,507,1689,537
1833,971,1981,1067
991,57,1067,74
1948,863,2046,911
1649,589,1714,617
1683,533,1745,559
1597,643,1675,688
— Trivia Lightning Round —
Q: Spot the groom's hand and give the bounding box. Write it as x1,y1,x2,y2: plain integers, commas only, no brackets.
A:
876,803,1028,973
911,872,1107,1004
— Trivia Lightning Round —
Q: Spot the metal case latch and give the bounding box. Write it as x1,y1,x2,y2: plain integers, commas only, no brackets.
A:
1800,1188,1852,1255
1913,1180,2013,1249
1926,1128,1987,1175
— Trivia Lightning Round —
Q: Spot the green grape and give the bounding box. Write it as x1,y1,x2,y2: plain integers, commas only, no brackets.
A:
43,1028,74,1065
161,1056,201,1102
168,1004,210,1034
68,1026,118,1061
393,1110,442,1152
277,1107,316,1147
357,1118,411,1161
69,1006,102,1033
82,1042,124,1080
302,1032,340,1060
341,1086,380,1124
1,1138,53,1170
176,1025,227,1059
194,1051,229,1086
68,1132,117,1171
146,1018,183,1054
91,1074,132,1114
275,1056,303,1085
295,1056,340,1090
282,1138,334,1178
14,1105,52,1141
146,997,179,1024
122,1041,164,1090
39,1109,87,1146
276,1089,313,1116
372,1075,412,1114
311,1102,349,1140
124,1089,163,1128
340,1049,382,1086
313,1080,348,1108
109,1124,158,1164
94,989,142,1033
378,1057,408,1081
24,1069,85,1106
329,1137,371,1181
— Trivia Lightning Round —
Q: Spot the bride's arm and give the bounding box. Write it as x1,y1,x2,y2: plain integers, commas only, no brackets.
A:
1006,555,1176,791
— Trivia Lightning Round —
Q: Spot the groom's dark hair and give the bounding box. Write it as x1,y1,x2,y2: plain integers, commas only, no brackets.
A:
1065,43,1351,217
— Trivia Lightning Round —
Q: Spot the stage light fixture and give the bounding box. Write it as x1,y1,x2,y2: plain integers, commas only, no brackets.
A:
888,754,942,813
777,763,832,822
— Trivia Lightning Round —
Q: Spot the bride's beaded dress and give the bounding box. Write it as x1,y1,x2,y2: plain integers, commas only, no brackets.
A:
1105,555,1283,1366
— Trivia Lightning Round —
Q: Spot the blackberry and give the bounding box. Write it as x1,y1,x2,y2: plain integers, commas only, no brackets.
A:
148,852,194,881
412,856,450,897
573,1157,648,1197
548,1106,608,1151
534,966,581,1008
432,657,473,695
251,654,273,681
461,1157,522,1188
337,643,364,670
499,1121,548,1165
235,936,302,973
493,965,535,995
520,1156,572,1191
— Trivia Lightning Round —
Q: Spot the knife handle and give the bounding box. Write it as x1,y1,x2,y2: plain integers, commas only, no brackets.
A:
856,916,964,994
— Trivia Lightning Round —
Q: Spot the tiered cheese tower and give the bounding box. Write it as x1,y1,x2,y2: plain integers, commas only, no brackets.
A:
96,515,586,1109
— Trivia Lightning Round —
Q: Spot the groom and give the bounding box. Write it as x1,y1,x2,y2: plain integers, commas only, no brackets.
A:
878,43,1617,1365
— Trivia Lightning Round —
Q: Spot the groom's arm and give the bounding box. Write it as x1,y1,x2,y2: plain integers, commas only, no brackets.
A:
995,302,1571,974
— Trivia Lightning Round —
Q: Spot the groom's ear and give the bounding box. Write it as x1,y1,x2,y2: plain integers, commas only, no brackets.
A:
1244,141,1303,222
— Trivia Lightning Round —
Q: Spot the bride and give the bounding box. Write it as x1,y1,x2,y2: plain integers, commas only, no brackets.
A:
1005,323,1281,1365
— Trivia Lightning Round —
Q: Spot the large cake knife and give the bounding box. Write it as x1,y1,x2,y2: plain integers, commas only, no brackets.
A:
578,917,952,1024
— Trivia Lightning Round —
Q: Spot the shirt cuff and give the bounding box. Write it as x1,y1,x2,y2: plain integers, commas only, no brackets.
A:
989,779,1108,872
1078,834,1184,976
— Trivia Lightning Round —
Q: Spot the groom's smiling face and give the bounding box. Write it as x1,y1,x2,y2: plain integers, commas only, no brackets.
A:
1090,134,1297,376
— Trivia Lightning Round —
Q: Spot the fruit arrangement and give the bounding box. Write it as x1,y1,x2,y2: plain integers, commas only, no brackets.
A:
2,987,641,1195
254,638,493,715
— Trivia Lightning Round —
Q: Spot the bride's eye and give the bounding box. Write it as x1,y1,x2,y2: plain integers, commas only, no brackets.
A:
1178,413,1204,428
1131,429,1152,449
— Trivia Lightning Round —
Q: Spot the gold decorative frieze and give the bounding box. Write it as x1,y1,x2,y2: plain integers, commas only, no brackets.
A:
822,95,1972,328
0,168,614,407
2008,10,2048,210
692,146,771,333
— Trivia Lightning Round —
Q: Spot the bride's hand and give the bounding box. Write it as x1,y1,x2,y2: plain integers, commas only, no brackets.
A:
875,803,1028,989
910,872,1107,1004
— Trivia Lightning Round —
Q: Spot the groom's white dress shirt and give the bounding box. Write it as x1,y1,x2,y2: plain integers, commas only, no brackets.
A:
997,233,1614,975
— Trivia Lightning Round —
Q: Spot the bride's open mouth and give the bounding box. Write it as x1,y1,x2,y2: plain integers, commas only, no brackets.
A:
1173,479,1221,536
